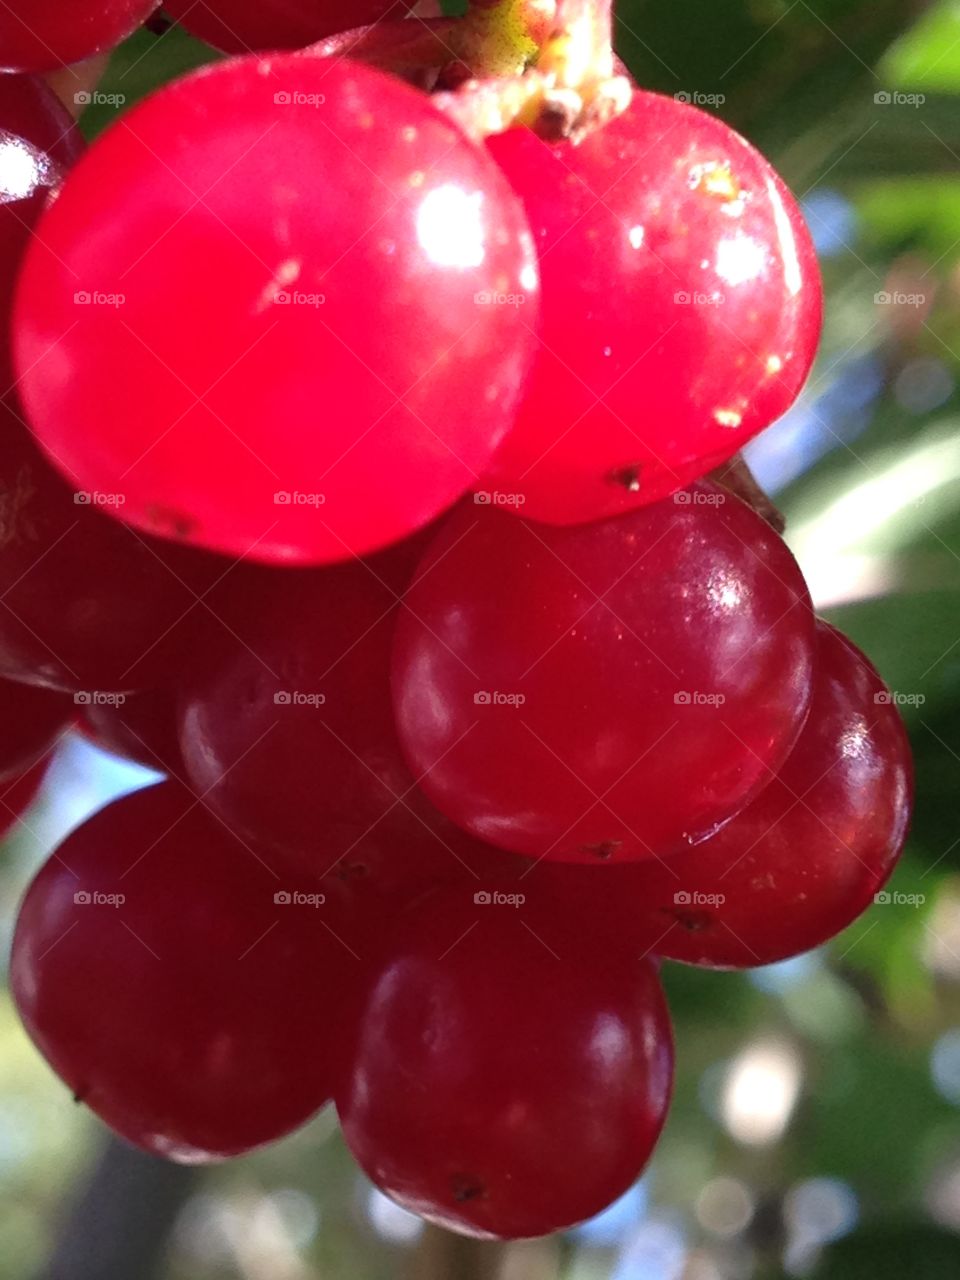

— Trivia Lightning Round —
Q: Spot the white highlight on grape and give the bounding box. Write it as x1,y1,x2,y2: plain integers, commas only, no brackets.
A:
714,234,768,288
416,184,486,269
0,132,50,204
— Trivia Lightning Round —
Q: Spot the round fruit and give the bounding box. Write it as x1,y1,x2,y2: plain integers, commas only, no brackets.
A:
163,0,411,54
180,555,415,858
483,93,822,523
11,782,357,1159
0,0,161,73
14,55,539,564
392,483,816,862
581,622,913,968
337,890,674,1239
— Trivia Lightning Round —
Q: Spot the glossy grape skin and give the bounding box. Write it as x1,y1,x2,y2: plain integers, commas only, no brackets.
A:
0,76,84,378
580,623,914,969
484,93,822,524
0,675,72,777
163,0,411,54
337,891,674,1239
14,55,539,565
0,0,161,73
392,483,815,863
11,782,358,1160
0,401,215,693
180,554,415,860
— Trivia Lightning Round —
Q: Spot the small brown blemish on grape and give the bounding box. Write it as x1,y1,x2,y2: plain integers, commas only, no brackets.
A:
581,840,622,861
607,464,642,493
72,1085,89,1104
666,909,713,932
451,1173,486,1203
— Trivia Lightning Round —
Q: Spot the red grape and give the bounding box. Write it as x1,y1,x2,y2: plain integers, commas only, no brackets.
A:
392,482,815,862
0,674,72,777
163,0,412,54
578,622,914,968
483,93,822,523
13,55,539,564
0,0,161,73
180,554,415,858
337,890,673,1238
11,782,358,1159
0,75,84,378
0,400,215,693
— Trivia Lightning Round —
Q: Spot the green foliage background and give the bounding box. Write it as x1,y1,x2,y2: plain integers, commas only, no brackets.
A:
3,1,960,1277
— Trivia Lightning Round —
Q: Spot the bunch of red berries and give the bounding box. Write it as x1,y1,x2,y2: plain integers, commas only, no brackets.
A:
0,0,911,1242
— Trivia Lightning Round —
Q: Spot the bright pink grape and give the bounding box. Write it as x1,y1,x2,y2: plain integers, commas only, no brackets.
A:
13,55,539,564
0,0,161,72
337,890,674,1239
0,75,84,379
11,782,358,1159
392,483,816,863
484,92,822,523
163,0,412,53
577,622,914,968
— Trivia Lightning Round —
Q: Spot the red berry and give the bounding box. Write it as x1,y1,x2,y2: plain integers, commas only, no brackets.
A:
0,401,214,693
0,75,84,376
180,555,414,858
11,782,358,1159
14,55,539,564
337,890,673,1239
164,0,412,53
392,483,815,862
484,93,822,523
577,622,914,968
0,0,161,72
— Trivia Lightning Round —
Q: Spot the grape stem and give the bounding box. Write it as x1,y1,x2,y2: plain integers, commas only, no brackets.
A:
434,0,628,140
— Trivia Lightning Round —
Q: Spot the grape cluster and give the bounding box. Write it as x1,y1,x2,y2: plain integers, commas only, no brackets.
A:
0,0,912,1244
